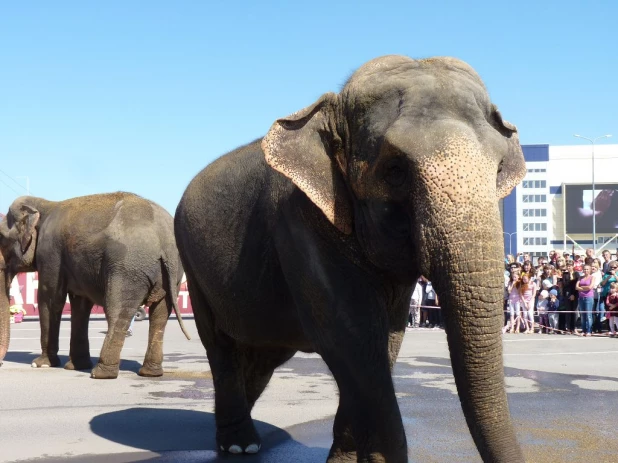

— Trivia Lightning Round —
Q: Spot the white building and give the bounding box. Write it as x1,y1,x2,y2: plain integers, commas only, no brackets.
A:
502,143,618,259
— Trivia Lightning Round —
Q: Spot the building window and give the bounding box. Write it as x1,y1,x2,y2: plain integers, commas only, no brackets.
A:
522,195,547,203
522,223,547,231
522,180,547,188
523,237,547,246
526,168,547,173
522,209,547,217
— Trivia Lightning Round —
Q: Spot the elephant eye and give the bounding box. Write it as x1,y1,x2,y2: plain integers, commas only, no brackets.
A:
383,159,407,187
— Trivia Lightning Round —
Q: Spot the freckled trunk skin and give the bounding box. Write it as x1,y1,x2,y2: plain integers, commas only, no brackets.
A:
416,148,525,462
0,272,10,365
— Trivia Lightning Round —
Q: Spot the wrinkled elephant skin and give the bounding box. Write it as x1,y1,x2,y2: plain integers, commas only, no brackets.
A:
175,55,527,462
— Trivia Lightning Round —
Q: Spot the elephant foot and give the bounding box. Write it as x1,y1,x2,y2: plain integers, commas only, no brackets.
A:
138,364,164,377
31,354,61,368
217,416,261,455
65,357,93,371
90,362,119,379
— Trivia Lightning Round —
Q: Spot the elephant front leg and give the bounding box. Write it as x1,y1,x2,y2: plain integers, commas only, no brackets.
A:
65,295,94,371
323,349,407,463
32,290,65,368
327,328,407,463
328,394,357,462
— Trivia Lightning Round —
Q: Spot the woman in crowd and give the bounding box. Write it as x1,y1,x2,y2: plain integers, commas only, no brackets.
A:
591,259,604,333
561,260,578,334
576,264,595,337
556,257,567,273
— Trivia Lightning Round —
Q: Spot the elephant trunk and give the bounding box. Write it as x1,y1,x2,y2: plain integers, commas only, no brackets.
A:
0,269,10,366
415,148,524,461
429,249,524,462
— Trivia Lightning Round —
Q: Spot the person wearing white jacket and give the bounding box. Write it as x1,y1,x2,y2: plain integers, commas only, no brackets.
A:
408,278,424,328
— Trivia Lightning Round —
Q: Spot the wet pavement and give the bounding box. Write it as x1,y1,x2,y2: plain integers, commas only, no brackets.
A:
1,320,618,462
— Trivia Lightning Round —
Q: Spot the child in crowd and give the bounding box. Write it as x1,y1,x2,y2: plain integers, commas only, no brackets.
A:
503,271,521,334
606,282,618,337
518,273,537,334
547,289,560,334
537,290,549,334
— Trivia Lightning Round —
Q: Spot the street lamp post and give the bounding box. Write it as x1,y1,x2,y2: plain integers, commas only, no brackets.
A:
574,134,612,253
503,231,517,257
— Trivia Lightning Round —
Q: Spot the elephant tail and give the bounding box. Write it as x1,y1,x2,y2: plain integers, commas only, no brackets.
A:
162,256,191,341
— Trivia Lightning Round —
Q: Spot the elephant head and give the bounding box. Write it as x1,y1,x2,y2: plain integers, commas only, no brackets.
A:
0,198,41,365
262,55,526,461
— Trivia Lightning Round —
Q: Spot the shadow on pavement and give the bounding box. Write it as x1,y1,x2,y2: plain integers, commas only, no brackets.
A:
85,407,329,462
1,351,143,374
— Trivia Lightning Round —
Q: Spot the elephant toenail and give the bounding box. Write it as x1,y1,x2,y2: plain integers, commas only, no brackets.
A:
245,444,260,454
220,445,225,451
41,364,50,368
228,445,243,454
31,362,37,368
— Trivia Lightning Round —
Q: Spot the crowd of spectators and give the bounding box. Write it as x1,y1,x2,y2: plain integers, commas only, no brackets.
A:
502,248,618,336
408,247,618,336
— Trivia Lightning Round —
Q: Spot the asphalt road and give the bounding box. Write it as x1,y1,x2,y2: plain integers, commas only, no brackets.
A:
1,318,618,462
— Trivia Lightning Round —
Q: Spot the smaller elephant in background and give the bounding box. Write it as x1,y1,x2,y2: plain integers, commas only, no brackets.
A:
0,192,190,379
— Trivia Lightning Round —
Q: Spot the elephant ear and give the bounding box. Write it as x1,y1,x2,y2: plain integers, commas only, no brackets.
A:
492,105,527,199
262,93,353,234
16,205,40,254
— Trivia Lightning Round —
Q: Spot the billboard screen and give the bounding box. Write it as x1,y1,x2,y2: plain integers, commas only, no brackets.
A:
564,183,618,234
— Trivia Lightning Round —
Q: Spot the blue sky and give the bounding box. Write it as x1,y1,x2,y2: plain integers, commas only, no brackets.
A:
1,1,617,214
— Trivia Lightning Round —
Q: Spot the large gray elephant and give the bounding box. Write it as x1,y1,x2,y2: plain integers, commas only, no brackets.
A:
174,55,526,462
0,192,190,379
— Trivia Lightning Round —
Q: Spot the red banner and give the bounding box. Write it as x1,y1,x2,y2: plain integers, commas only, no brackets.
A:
9,273,193,316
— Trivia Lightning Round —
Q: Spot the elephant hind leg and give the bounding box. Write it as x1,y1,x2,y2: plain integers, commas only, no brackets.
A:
211,342,296,455
185,276,274,455
182,279,245,449
65,295,94,371
139,296,170,377
207,332,260,455
91,291,140,379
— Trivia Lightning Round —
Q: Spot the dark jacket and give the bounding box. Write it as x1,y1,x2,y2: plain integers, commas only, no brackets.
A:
562,270,579,300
